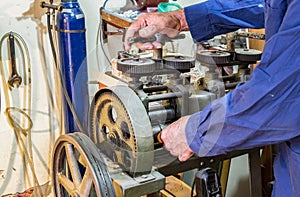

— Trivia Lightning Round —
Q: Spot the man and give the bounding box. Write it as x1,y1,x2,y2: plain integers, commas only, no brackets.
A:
124,0,300,196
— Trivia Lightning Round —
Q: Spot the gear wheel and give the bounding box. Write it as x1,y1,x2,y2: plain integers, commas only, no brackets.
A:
163,55,195,71
89,86,154,177
235,48,262,62
117,58,156,75
197,50,231,65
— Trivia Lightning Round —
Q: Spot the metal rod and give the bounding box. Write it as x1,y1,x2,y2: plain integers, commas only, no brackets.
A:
40,1,62,11
143,85,169,93
147,92,182,102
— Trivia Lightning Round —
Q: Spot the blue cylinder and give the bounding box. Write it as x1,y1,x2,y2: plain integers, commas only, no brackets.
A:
56,0,89,133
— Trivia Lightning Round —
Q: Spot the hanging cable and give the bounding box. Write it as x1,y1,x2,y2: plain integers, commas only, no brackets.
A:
96,15,112,70
0,32,43,197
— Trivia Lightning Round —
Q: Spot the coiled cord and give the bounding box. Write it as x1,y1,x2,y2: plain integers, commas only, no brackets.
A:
0,32,44,196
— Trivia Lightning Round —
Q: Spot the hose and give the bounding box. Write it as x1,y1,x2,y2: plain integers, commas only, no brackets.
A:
0,32,43,196
4,107,43,197
46,10,58,67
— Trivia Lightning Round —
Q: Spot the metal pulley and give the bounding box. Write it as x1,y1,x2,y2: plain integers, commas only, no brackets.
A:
163,55,195,71
117,58,156,75
52,132,116,197
197,50,231,65
235,48,262,62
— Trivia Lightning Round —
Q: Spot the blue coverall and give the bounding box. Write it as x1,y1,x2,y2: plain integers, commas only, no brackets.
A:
184,0,300,196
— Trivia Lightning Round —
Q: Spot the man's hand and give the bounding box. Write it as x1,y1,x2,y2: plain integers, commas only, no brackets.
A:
124,9,188,51
161,115,194,162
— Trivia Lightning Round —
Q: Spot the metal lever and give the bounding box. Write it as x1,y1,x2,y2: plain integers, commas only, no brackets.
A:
7,33,22,89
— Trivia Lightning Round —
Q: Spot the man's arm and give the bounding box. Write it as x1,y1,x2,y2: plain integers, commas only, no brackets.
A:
185,0,265,41
124,0,265,50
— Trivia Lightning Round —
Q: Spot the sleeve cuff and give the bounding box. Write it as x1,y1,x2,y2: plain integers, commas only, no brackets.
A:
185,104,212,156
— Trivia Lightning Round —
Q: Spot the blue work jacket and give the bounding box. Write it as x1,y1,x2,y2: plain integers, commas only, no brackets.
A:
184,0,300,196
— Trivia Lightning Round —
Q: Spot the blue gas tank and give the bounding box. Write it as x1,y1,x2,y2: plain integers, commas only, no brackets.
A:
56,0,89,133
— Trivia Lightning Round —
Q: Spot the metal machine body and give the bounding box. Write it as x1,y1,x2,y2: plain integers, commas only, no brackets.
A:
50,5,265,195
83,28,262,195
87,27,264,195
86,40,218,195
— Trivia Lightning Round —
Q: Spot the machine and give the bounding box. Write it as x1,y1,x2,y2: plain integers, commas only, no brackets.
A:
51,32,264,197
49,3,265,196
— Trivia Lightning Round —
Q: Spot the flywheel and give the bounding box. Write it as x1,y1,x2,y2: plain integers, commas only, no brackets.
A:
52,132,116,197
89,85,154,177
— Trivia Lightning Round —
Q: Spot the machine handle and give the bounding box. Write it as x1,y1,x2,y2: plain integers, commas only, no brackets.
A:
128,33,185,44
157,132,164,144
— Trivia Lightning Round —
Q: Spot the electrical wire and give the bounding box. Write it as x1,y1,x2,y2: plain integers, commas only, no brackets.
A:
97,8,112,71
11,32,33,164
36,13,63,196
102,0,109,9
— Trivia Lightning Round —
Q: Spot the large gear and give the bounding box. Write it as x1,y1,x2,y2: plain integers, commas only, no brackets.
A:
89,86,154,177
117,58,156,75
196,50,231,65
